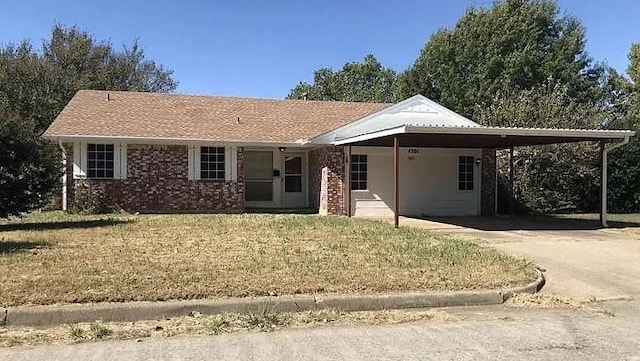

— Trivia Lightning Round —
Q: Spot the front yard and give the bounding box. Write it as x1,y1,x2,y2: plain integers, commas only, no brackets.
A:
0,213,535,307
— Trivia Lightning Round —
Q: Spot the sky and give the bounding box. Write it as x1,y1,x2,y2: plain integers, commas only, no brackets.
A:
1,0,639,99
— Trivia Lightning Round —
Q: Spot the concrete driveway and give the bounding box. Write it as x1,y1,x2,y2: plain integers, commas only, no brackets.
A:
400,216,640,299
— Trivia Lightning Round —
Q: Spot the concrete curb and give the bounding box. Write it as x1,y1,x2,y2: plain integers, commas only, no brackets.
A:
2,271,545,327
500,268,546,302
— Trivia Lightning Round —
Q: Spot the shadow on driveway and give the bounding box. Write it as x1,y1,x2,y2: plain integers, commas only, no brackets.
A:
409,215,640,231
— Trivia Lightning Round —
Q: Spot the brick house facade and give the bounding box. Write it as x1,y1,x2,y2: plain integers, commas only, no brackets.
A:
65,143,245,213
63,142,496,216
47,90,622,221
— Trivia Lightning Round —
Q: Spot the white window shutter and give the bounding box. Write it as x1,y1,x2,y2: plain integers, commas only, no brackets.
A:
120,143,127,179
113,143,121,180
187,145,195,180
225,147,232,181
229,146,238,181
81,143,87,177
188,145,201,180
112,143,127,180
194,146,201,180
73,142,87,179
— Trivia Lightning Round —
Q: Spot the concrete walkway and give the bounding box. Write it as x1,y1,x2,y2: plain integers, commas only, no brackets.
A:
3,301,640,361
401,216,640,298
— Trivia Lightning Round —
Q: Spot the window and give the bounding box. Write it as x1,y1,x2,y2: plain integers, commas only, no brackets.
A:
350,154,367,190
458,156,474,191
87,144,114,178
200,146,225,179
284,155,303,193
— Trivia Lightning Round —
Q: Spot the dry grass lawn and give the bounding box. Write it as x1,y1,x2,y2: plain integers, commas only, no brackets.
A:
0,212,535,306
0,308,451,347
506,294,616,316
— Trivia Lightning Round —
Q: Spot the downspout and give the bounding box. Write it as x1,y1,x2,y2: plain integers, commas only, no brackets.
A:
58,141,67,212
601,136,630,227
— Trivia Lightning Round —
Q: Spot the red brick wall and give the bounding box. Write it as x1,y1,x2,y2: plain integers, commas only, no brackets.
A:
308,146,345,215
65,144,244,213
481,148,497,216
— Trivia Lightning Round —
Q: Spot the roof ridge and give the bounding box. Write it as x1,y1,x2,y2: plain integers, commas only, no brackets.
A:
76,90,393,106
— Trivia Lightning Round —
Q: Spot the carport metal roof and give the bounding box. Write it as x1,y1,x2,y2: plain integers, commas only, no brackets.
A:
332,124,634,148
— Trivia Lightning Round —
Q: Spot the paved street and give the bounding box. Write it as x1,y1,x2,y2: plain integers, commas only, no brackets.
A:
2,301,640,360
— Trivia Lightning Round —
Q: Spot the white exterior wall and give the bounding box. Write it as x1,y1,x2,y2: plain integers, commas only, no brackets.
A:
349,147,482,217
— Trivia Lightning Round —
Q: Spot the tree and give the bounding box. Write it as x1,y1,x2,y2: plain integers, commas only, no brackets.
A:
606,42,640,213
0,112,61,218
287,54,397,102
0,24,178,217
624,43,640,126
393,0,627,214
475,83,602,212
36,24,178,132
397,0,603,122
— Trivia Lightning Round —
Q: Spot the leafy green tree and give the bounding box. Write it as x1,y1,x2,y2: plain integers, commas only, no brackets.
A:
0,111,62,218
37,24,178,132
394,0,633,214
624,43,640,126
607,42,640,213
287,54,397,102
0,24,178,217
475,82,602,213
397,0,603,122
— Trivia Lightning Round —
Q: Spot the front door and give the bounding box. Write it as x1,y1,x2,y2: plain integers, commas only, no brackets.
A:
281,153,306,208
245,150,276,207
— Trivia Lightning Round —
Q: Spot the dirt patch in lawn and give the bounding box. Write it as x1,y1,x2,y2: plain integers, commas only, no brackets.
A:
0,212,535,306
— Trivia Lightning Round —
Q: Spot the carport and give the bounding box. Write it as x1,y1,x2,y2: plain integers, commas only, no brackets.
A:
334,125,634,228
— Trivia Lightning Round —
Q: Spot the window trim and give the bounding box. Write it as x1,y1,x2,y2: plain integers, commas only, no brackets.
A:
458,156,475,191
73,142,127,180
350,154,368,191
187,145,237,181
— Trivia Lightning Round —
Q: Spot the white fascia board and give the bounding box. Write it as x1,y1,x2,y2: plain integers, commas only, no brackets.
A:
333,125,408,145
311,94,482,145
44,135,311,148
333,125,635,146
310,95,422,144
404,126,636,139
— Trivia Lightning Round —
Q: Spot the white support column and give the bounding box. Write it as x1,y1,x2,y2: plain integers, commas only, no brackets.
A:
601,144,608,228
601,136,631,228
58,142,67,211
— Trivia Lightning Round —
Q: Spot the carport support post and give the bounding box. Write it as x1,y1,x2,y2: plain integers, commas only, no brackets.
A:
346,145,352,217
394,136,400,228
600,141,607,227
509,146,515,218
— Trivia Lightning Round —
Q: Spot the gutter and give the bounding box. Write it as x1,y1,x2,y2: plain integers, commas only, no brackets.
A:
58,141,67,211
601,135,631,227
44,135,311,148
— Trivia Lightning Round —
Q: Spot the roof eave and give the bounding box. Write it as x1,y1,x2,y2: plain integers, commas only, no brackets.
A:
43,134,313,147
333,126,635,146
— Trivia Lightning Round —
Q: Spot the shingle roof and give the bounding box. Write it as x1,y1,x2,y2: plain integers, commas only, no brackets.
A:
43,90,391,143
